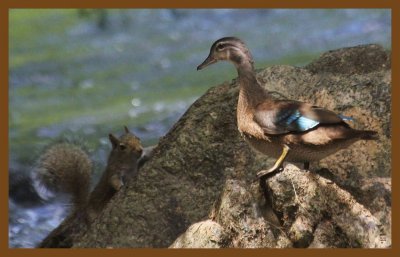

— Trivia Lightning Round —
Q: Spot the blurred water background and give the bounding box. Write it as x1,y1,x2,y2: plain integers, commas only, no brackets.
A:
8,9,391,248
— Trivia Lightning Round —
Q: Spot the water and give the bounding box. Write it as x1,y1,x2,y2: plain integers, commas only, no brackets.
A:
8,9,391,248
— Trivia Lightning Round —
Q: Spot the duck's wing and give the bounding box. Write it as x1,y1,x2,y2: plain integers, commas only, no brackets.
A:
253,100,348,135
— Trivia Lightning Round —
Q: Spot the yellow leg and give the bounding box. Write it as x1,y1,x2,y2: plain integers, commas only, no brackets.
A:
257,145,290,178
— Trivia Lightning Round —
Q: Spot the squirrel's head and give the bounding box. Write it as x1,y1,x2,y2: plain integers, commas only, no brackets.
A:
108,126,143,162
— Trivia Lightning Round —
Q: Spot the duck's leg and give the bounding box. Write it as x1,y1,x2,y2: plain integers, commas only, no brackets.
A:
304,162,310,170
257,145,290,178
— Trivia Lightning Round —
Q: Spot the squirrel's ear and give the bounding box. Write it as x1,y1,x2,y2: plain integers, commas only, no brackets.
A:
124,126,130,134
109,134,120,149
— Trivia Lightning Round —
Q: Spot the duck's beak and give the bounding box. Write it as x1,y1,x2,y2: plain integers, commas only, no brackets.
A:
197,55,217,70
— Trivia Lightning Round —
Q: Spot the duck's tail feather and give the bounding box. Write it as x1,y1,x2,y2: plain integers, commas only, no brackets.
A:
359,130,378,140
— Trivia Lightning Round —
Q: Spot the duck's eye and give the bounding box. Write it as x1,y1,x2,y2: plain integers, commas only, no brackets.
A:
119,143,126,150
216,43,225,51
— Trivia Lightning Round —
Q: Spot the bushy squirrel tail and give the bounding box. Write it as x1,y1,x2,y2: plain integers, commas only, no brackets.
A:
35,143,93,210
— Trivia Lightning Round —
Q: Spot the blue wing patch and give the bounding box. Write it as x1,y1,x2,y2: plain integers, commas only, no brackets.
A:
294,116,320,131
284,111,301,125
276,110,319,132
339,114,355,122
265,106,352,134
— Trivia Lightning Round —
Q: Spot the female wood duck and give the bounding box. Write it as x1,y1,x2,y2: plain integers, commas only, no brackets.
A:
197,37,377,178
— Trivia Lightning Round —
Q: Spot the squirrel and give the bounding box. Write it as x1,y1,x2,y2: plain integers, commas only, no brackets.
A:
36,126,143,247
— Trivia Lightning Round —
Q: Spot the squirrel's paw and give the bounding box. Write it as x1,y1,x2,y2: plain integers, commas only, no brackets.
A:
110,174,124,191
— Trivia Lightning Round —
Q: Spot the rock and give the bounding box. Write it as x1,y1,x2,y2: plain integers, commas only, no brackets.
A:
308,220,348,248
169,179,292,248
169,220,227,248
305,44,390,75
266,164,390,248
211,179,292,248
42,44,390,248
9,169,43,207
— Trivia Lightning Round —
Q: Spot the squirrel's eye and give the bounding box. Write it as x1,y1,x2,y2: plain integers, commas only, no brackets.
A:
119,143,126,150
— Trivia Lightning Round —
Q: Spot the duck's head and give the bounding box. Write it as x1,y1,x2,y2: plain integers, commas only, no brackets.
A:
197,37,253,70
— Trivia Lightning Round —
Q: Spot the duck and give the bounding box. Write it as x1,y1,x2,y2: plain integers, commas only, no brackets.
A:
197,37,377,178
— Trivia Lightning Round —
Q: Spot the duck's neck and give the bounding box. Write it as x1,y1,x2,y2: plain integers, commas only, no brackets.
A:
235,60,267,109
235,60,268,137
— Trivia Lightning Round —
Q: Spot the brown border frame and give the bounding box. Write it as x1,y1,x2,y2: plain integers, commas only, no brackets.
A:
2,1,397,257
